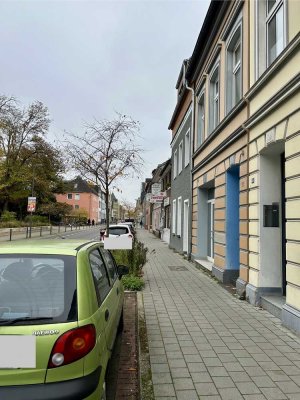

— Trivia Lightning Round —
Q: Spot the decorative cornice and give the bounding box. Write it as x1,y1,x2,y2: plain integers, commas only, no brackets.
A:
192,125,246,174
245,73,300,129
246,32,300,100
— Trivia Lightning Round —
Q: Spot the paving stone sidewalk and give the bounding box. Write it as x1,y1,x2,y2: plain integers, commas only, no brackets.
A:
138,228,300,400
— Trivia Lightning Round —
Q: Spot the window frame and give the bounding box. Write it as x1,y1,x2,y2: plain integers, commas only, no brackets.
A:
225,20,242,114
266,0,284,67
172,199,176,234
184,128,190,168
255,0,286,78
88,248,111,306
196,89,205,147
177,196,182,236
101,249,118,283
209,63,220,134
173,149,178,180
178,140,183,175
67,193,72,200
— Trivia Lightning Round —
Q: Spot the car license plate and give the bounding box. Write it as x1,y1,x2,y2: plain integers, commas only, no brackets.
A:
0,335,36,368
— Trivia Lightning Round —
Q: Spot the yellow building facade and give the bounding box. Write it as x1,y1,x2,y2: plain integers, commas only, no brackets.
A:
245,0,300,332
182,0,300,333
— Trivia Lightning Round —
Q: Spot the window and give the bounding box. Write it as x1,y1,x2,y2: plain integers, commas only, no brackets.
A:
75,193,80,200
184,129,190,167
256,0,285,76
74,205,79,209
74,183,78,189
178,141,183,174
209,66,219,133
267,1,284,66
0,255,76,323
89,249,110,305
173,149,178,179
102,249,118,282
67,193,72,200
197,91,205,146
172,199,176,234
226,24,242,113
177,197,182,236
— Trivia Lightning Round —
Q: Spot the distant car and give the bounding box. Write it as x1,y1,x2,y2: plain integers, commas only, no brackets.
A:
0,239,128,400
118,222,136,235
100,224,133,242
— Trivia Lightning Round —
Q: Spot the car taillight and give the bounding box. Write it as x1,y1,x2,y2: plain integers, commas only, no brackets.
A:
48,324,96,368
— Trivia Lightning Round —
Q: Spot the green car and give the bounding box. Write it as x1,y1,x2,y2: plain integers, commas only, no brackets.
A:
0,239,128,400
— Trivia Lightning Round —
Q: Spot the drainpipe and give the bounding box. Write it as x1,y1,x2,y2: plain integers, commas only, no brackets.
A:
183,60,194,259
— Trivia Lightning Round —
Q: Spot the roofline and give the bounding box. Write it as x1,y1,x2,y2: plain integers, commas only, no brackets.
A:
186,0,230,82
168,89,189,130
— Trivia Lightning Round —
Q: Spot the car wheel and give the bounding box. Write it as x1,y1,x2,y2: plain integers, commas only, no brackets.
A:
101,381,106,400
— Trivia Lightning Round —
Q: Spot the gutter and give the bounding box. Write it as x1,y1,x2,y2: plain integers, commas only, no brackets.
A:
183,61,194,260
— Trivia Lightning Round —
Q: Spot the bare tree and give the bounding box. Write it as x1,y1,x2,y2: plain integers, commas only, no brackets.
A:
63,113,144,235
121,199,137,219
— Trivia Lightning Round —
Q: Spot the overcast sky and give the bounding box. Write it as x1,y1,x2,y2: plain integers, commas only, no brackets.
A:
0,0,210,203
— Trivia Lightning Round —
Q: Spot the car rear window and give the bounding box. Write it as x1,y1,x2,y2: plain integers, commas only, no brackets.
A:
108,226,129,236
0,254,77,325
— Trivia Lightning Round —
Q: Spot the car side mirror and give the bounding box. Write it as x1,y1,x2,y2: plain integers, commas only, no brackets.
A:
117,264,129,279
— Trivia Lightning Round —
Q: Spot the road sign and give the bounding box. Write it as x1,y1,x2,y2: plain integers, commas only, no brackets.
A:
150,194,164,203
27,197,36,213
151,183,161,195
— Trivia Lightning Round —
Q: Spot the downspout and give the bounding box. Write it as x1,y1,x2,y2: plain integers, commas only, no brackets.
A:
183,61,195,259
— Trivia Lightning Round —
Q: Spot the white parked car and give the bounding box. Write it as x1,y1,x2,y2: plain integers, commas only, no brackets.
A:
100,224,133,242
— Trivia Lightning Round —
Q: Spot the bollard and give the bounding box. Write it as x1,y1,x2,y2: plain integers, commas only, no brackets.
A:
9,228,12,241
50,225,52,235
40,227,42,237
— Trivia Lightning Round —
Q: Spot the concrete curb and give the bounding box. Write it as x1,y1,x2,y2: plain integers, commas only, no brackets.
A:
137,291,154,400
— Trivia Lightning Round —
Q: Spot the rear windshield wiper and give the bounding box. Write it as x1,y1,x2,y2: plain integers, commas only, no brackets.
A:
0,317,54,325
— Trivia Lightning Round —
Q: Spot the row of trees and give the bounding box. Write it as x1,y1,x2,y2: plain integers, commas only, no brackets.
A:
0,95,143,227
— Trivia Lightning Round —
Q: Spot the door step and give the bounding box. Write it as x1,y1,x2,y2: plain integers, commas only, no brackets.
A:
261,295,286,319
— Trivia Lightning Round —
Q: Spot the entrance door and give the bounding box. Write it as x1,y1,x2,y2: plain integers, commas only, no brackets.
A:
183,200,189,253
207,199,215,261
281,152,286,296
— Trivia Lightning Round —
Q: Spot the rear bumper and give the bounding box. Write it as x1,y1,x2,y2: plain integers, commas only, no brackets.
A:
0,366,101,400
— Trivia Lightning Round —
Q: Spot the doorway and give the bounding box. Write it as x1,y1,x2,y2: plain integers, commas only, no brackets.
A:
207,198,215,262
260,142,286,294
226,165,240,270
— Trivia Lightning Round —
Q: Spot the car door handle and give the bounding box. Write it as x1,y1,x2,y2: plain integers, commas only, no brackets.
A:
105,309,109,321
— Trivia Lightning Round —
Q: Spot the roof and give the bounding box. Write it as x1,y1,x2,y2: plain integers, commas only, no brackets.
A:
63,176,98,196
186,0,230,82
0,239,101,255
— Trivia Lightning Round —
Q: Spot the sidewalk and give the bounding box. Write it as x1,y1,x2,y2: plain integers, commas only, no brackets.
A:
138,228,300,400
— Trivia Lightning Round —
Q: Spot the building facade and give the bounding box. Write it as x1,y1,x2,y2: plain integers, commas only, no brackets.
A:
245,0,300,332
169,62,193,256
172,0,300,332
56,176,99,223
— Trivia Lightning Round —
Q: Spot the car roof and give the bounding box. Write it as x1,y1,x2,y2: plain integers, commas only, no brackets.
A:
109,224,129,228
0,239,103,256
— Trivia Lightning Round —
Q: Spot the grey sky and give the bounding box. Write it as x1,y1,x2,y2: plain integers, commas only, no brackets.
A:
0,0,210,203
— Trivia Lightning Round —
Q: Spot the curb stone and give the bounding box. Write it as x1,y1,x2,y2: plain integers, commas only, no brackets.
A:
137,291,155,400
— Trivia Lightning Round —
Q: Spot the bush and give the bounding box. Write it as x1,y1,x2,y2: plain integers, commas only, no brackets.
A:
0,211,17,222
112,238,148,276
121,275,144,291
